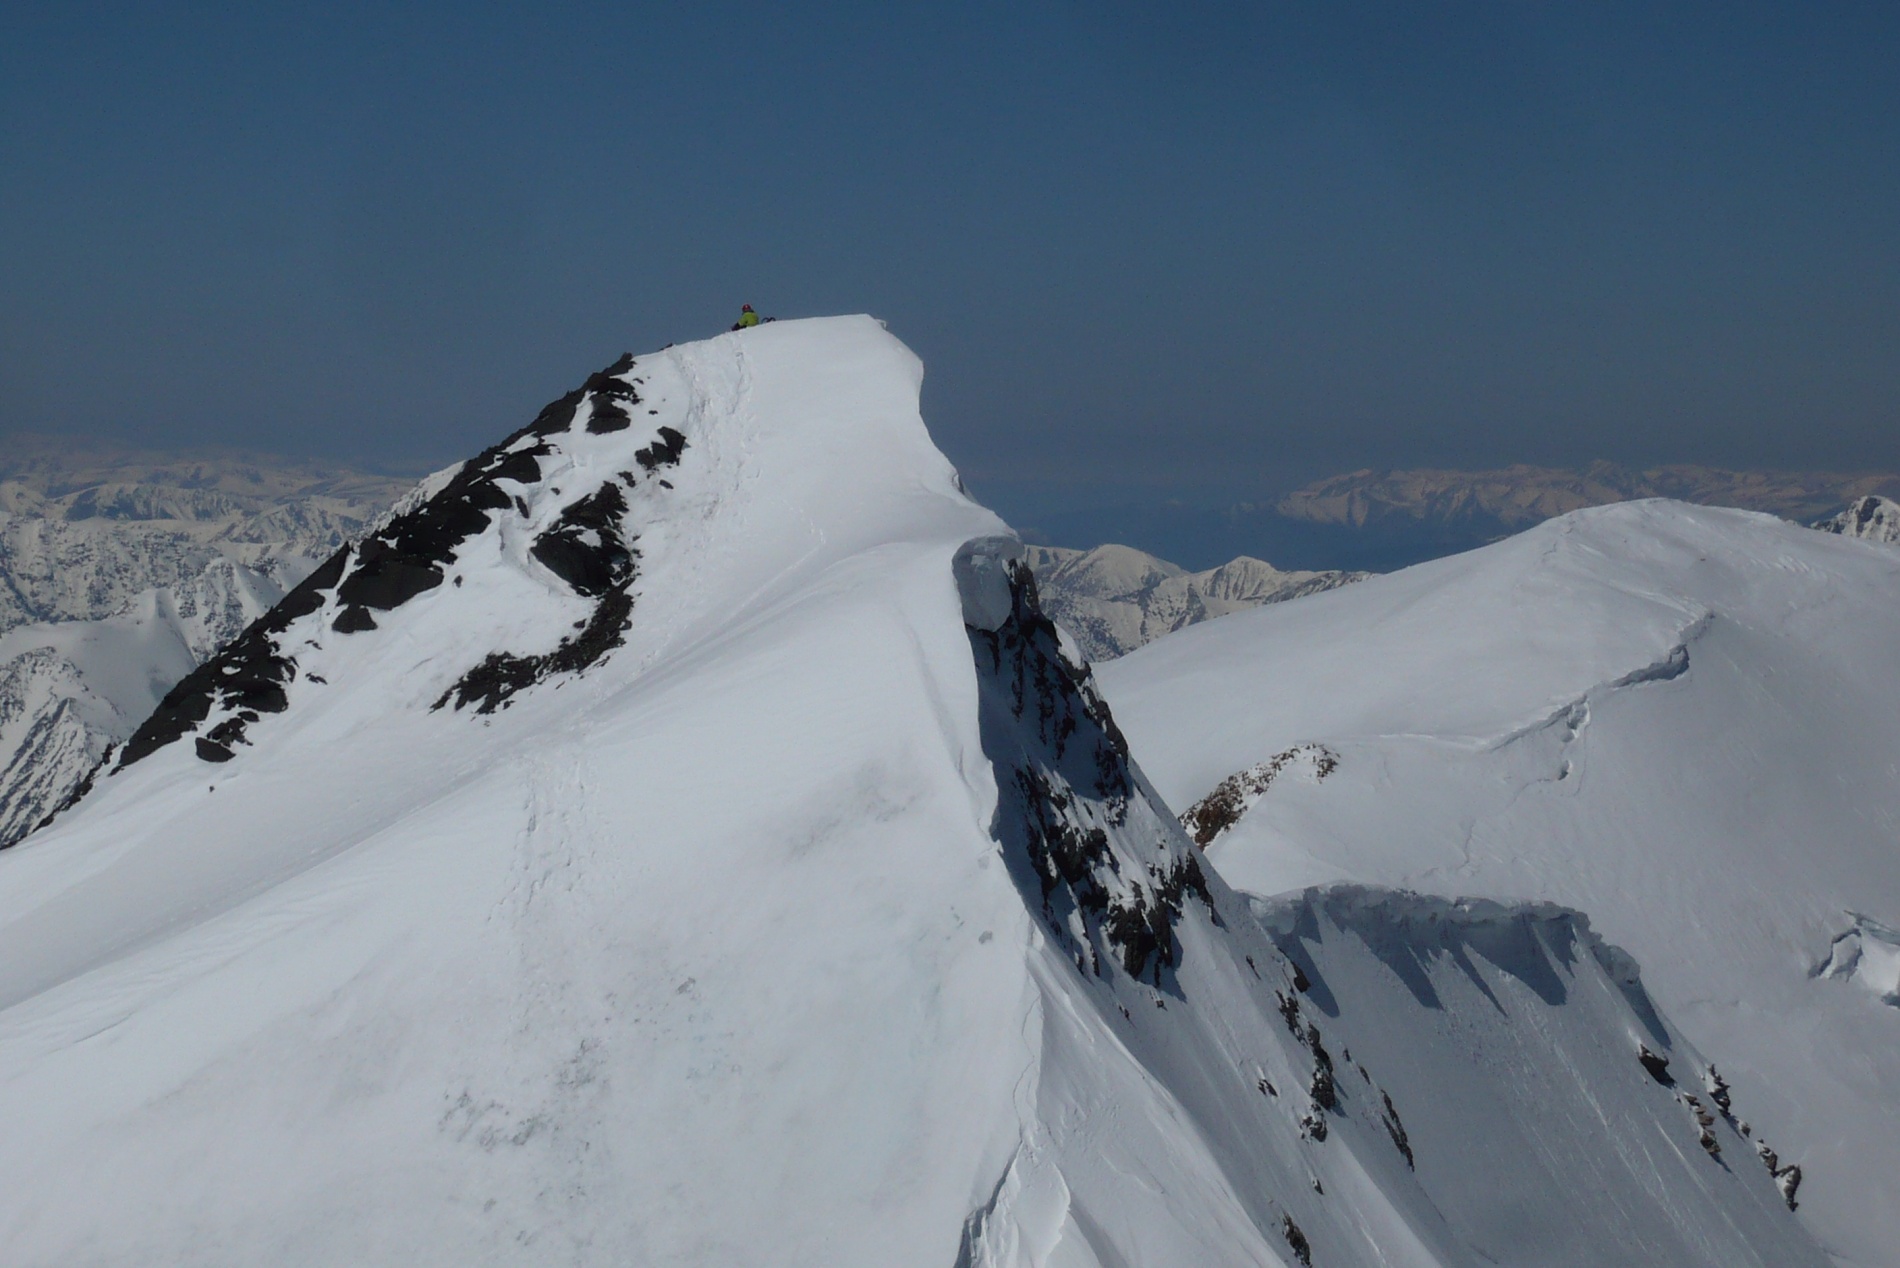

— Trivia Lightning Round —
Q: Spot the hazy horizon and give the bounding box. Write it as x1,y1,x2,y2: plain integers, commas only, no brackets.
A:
3,418,1892,572
5,4,1897,559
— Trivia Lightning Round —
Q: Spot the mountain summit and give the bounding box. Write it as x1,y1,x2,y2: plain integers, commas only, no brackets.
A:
0,320,1825,1265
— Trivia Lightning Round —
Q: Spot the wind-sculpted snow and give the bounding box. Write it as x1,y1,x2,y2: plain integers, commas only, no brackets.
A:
1818,914,1900,1007
0,324,1835,1265
1100,499,1900,1265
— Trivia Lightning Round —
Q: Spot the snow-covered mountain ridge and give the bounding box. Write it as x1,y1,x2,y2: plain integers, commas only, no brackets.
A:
0,323,1826,1264
1098,498,1900,1266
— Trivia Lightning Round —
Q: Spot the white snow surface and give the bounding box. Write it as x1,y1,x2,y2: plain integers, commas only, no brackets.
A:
1099,500,1900,1266
0,324,1828,1265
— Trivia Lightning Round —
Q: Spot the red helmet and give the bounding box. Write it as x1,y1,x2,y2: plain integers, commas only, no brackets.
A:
742,304,754,311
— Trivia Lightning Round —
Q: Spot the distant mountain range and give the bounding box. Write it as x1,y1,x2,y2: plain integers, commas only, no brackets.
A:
1025,544,1365,661
1015,462,1900,574
0,438,415,630
1276,461,1900,533
0,438,418,843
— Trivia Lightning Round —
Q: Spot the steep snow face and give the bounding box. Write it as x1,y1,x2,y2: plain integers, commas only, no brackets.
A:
1098,499,1900,1266
0,329,1825,1266
1025,544,1365,660
1259,887,1814,1265
1814,494,1900,544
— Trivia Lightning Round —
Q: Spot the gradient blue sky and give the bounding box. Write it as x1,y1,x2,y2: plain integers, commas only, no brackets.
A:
3,2,1897,526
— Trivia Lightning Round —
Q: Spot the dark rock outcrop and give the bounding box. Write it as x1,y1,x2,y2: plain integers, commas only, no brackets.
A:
961,539,1215,986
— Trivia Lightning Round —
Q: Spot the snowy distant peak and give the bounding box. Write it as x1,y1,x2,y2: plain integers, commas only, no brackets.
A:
1025,542,1366,661
116,552,343,766
0,651,115,847
1813,494,1900,544
115,346,678,768
1025,542,1183,592
0,436,410,516
0,439,415,849
0,560,290,842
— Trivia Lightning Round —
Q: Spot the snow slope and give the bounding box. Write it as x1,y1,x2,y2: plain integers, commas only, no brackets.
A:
1099,500,1900,1266
1258,886,1811,1263
0,326,1824,1265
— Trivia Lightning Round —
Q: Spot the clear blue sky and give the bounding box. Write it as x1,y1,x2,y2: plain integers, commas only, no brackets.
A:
3,2,1897,527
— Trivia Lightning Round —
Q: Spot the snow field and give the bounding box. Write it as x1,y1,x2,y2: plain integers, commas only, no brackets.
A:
1100,500,1900,1266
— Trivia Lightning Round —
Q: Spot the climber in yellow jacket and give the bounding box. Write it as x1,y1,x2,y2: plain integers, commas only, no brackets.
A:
732,304,760,331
